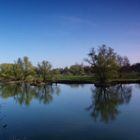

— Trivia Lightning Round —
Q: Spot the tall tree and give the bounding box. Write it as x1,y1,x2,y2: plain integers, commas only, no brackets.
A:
37,60,52,82
13,57,34,80
86,45,119,83
117,55,130,78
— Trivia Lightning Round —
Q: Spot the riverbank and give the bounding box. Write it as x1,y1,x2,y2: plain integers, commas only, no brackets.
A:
1,77,140,86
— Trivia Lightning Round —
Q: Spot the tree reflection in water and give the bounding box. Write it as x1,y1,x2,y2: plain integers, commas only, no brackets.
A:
86,84,132,123
0,84,60,106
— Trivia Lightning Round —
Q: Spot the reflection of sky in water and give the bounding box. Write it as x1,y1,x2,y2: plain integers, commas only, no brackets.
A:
0,84,140,140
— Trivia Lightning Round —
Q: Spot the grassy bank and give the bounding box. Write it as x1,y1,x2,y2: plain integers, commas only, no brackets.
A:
54,77,140,85
1,75,140,86
52,75,95,84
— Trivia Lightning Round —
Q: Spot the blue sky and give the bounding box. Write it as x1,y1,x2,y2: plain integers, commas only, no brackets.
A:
0,0,140,68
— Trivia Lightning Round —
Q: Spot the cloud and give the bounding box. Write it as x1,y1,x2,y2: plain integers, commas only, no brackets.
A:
59,15,96,26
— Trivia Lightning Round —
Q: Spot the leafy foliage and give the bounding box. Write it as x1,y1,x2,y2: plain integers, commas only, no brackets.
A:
86,45,119,83
37,60,52,82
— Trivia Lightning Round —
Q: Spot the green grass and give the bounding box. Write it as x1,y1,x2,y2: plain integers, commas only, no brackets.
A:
52,75,95,83
52,74,140,84
1,73,140,85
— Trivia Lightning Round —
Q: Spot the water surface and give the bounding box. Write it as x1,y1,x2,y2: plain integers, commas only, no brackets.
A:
0,83,140,140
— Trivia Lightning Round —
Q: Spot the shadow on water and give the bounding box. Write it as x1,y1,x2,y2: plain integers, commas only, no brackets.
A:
86,84,132,123
0,83,60,106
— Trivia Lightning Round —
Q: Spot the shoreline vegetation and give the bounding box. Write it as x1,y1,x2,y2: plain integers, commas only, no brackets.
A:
1,78,140,86
1,45,140,87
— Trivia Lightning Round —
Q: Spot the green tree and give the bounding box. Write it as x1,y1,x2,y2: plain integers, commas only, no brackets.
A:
69,64,85,75
117,55,130,78
37,60,52,82
86,45,119,83
0,63,14,80
13,57,35,81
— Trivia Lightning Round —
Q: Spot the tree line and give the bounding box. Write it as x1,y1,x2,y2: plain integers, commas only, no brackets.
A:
0,45,140,83
0,57,93,82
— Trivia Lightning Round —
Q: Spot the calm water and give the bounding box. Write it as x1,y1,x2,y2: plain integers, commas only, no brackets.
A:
0,83,140,140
